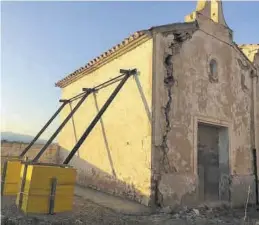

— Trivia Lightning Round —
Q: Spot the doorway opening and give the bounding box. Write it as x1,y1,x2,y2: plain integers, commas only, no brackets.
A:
197,122,230,202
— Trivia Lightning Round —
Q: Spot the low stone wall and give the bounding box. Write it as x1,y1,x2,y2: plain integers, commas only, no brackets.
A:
1,141,60,164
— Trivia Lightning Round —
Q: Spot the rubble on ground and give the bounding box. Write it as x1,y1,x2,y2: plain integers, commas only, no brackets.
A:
1,196,259,225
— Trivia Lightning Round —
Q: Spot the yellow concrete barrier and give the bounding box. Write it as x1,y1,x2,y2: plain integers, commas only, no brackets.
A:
1,158,22,196
16,163,76,214
1,155,20,171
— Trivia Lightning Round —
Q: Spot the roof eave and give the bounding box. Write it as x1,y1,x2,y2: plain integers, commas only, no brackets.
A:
55,22,199,89
55,33,151,88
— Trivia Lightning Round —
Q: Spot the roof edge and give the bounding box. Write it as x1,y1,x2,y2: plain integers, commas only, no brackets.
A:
55,22,199,88
55,31,150,88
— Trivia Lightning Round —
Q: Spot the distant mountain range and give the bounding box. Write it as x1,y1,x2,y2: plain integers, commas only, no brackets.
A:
1,132,49,144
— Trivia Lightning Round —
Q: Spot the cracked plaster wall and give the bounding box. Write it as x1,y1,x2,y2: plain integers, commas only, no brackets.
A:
152,16,256,208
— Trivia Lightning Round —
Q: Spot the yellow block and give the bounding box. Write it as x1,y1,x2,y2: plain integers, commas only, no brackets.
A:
16,163,76,214
1,159,22,196
1,156,20,171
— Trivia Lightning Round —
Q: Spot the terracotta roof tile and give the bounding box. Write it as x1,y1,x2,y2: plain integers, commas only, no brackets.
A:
55,30,146,88
55,22,199,88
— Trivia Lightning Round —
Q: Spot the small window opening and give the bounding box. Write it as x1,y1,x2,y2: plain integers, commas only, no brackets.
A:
209,59,218,82
210,59,217,76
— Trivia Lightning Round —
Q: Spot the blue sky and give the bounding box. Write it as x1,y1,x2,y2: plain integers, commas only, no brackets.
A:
1,1,259,139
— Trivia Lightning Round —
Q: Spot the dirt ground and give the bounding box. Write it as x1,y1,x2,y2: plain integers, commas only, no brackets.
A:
1,195,259,225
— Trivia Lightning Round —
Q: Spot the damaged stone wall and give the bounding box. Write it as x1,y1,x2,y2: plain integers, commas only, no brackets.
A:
152,15,256,208
151,26,197,208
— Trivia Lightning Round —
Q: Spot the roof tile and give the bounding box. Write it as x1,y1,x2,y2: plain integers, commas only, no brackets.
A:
55,30,146,88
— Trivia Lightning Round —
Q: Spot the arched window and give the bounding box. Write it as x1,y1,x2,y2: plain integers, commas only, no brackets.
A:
209,59,218,82
210,59,217,76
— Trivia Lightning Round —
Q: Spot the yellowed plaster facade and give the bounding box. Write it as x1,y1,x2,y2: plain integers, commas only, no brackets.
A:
58,38,153,205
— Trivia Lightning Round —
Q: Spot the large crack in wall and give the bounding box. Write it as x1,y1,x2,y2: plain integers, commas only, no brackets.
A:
156,73,176,207
155,48,178,207
160,54,177,174
154,31,194,207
